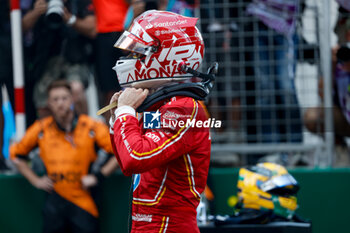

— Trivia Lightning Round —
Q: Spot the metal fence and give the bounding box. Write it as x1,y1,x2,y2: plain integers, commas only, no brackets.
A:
197,0,338,167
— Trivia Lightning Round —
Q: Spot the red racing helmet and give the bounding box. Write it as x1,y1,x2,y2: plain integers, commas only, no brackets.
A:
113,10,205,89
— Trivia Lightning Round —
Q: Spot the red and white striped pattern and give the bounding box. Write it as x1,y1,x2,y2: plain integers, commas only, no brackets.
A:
10,0,26,139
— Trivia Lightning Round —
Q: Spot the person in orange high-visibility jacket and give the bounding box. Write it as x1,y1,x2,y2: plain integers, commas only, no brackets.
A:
11,80,118,233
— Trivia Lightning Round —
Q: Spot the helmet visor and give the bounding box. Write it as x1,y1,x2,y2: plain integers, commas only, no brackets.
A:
114,31,153,55
260,174,299,194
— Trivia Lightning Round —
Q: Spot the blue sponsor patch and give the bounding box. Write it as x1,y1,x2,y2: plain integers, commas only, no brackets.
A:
133,174,141,192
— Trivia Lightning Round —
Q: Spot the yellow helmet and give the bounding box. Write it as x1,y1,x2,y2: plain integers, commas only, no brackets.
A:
237,163,299,219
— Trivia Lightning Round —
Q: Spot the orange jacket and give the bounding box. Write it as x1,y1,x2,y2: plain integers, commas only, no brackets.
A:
10,115,113,217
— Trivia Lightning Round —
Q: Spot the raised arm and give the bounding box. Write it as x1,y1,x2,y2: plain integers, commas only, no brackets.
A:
110,89,198,175
22,0,47,33
63,8,97,39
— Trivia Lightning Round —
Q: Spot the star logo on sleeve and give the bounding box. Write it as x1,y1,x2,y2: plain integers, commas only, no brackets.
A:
143,110,161,129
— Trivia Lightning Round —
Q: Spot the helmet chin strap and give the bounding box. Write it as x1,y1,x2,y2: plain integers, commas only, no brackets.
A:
136,62,218,112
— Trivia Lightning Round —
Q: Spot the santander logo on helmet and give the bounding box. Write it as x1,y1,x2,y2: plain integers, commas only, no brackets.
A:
113,10,204,89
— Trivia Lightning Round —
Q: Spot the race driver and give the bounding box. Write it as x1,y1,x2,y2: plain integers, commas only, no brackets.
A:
109,10,212,233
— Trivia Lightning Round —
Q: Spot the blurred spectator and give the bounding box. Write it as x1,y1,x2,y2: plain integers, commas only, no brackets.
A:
304,46,350,166
166,0,197,16
23,0,96,118
304,50,350,167
200,0,249,140
337,0,350,11
92,0,129,122
10,80,118,233
0,0,15,170
246,0,303,143
335,6,350,45
124,1,170,30
304,4,350,166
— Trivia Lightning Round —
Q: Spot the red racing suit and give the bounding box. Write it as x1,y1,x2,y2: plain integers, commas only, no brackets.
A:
110,96,211,233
